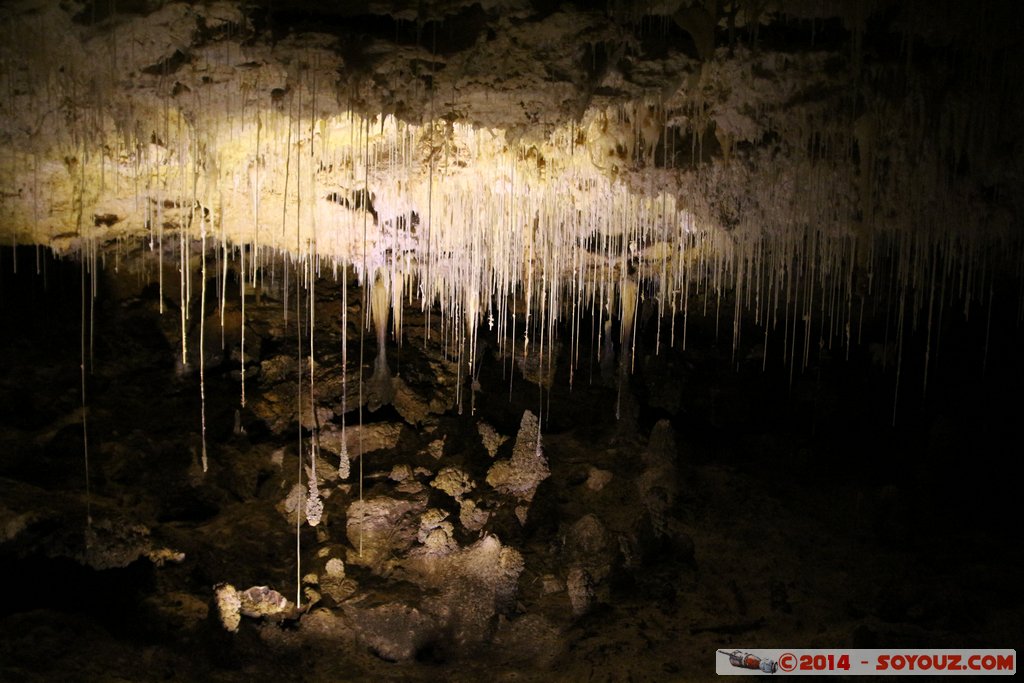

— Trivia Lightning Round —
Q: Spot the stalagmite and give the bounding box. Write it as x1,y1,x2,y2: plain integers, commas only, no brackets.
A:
367,267,394,410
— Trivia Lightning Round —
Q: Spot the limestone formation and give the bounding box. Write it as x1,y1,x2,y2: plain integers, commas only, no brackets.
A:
486,410,550,524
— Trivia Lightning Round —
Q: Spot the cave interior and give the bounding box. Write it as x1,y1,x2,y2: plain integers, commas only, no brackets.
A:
0,0,1021,679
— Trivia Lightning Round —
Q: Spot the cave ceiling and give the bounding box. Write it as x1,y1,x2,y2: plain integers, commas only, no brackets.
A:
0,0,1021,333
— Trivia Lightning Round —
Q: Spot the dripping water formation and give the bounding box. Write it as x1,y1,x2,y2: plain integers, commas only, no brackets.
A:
1,0,1022,679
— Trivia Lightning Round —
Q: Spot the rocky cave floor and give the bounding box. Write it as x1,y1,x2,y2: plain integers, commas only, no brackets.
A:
1,248,1021,682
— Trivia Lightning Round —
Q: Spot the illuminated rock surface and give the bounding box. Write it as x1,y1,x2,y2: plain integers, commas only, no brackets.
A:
0,0,1022,680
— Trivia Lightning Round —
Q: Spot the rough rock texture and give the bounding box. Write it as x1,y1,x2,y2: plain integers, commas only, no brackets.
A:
637,419,679,538
1,3,1023,680
486,410,550,523
430,466,474,501
2,0,1019,364
493,614,564,670
0,478,184,570
477,421,509,458
341,601,439,663
564,513,615,585
249,357,346,433
214,583,243,633
402,534,526,650
415,508,458,555
566,566,595,617
345,494,428,574
458,498,491,532
237,585,293,619
318,422,403,463
1,243,1021,681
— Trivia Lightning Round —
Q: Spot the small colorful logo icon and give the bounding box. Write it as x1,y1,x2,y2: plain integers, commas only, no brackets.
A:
719,649,778,674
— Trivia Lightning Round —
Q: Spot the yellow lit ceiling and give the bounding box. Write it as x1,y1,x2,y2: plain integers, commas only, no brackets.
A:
1,0,1021,352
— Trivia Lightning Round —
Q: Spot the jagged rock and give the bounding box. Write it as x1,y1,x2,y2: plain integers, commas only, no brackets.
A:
504,342,561,387
0,480,181,571
415,509,458,556
390,359,458,425
318,422,403,462
256,355,307,387
335,532,524,657
513,505,530,526
345,494,428,575
401,534,525,649
486,410,549,523
238,585,293,619
389,464,412,482
81,518,179,571
304,588,321,608
144,547,186,567
391,376,430,425
214,584,297,634
566,566,594,616
214,584,242,633
430,466,474,501
477,421,509,458
249,356,357,433
320,558,357,604
426,436,446,460
248,385,333,434
458,499,490,532
307,583,325,609
389,463,425,493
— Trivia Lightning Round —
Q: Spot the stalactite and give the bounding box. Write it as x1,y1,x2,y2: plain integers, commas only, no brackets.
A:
178,226,187,368
200,216,208,473
369,267,393,407
295,250,304,609
339,263,351,481
89,235,96,374
0,3,1019,469
617,278,638,421
306,252,323,530
80,246,91,533
357,117,368,559
220,202,227,350
240,244,246,407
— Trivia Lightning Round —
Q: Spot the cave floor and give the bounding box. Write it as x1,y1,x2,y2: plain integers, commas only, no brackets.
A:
1,253,1020,681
